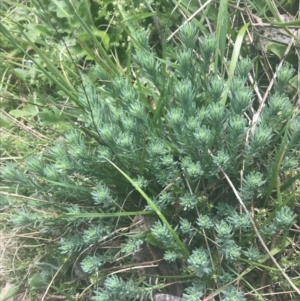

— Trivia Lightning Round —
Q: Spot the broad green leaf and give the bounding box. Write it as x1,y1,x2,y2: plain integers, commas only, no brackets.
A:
51,0,71,19
25,24,50,42
93,29,110,51
268,43,298,64
38,109,65,126
10,105,39,118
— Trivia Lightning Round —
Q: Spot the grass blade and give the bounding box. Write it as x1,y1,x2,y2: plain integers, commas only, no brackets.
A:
215,0,228,73
65,0,120,75
0,285,20,301
220,22,250,105
103,156,190,258
59,211,152,219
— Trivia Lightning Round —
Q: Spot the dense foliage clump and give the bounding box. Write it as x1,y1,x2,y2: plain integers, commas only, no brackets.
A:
1,21,300,300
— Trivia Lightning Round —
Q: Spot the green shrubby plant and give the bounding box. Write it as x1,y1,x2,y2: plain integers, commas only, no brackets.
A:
1,21,299,300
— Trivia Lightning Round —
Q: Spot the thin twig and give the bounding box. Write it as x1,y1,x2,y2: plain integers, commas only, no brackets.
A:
41,260,66,301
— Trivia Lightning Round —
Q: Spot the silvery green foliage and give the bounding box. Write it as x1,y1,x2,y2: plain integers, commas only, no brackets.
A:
179,23,199,49
221,286,246,301
92,182,113,207
183,282,204,301
240,171,266,201
196,214,214,230
274,206,297,230
261,206,297,236
122,239,143,255
215,220,234,243
226,212,251,231
220,240,242,261
1,22,299,300
83,224,112,244
243,245,264,262
187,248,212,277
235,56,252,79
92,275,142,301
151,221,177,249
81,254,112,273
261,92,293,129
164,250,182,262
180,219,194,234
275,63,295,94
58,235,85,254
179,192,197,211
288,117,300,150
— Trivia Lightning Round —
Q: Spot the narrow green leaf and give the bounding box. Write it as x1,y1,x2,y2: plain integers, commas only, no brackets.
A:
102,157,190,258
215,0,228,73
65,0,120,75
0,285,20,301
59,211,152,219
220,22,250,105
0,23,79,104
122,12,157,22
19,33,77,93
44,179,91,192
116,4,137,39
76,38,109,66
281,172,300,191
168,0,207,32
267,19,300,27
146,232,168,249
265,0,282,22
264,119,291,205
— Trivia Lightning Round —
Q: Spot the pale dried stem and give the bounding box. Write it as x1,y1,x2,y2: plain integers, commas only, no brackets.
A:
166,0,214,42
250,38,295,135
0,109,47,140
